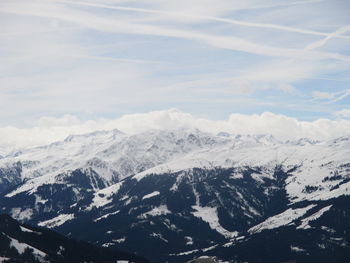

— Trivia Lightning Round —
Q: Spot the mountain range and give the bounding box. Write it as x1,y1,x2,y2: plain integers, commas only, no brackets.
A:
0,128,349,262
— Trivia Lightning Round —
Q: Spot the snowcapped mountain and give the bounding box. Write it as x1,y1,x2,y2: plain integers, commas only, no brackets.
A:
0,128,349,262
0,128,229,195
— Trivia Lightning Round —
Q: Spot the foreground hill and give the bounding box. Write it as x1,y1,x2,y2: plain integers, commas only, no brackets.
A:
0,128,349,262
0,214,147,263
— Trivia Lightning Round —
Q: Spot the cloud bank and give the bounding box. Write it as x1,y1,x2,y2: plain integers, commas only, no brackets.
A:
1,109,350,153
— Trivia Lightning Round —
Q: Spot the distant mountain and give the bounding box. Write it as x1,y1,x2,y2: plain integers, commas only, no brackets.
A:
0,128,349,262
0,214,147,263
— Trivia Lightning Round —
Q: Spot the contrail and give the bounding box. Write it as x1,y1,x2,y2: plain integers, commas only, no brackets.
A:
328,89,350,103
305,25,350,50
2,1,349,62
55,0,350,40
72,55,169,64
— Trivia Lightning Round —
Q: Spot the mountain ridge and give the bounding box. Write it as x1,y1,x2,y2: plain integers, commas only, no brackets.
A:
0,128,349,262
0,213,148,263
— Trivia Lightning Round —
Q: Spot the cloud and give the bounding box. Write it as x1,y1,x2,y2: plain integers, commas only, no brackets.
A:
329,90,350,103
312,91,336,99
304,24,350,51
334,109,350,119
312,89,350,103
37,114,81,128
0,109,350,152
277,83,298,94
1,1,349,62
57,0,350,40
0,0,349,129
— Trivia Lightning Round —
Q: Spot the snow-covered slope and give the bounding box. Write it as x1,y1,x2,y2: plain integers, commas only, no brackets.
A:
0,128,349,263
132,134,350,204
0,128,229,196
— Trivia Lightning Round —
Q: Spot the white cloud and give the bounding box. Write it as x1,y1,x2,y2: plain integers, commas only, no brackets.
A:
56,0,350,39
0,109,349,151
312,89,350,103
277,83,297,94
312,91,335,99
304,24,350,51
37,114,81,128
329,89,350,103
1,1,349,62
0,0,349,131
334,109,350,119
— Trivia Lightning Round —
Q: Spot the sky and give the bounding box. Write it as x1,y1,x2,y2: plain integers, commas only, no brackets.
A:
0,0,350,149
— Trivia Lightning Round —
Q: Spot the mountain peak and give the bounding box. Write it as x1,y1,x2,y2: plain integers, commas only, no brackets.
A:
63,128,124,142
